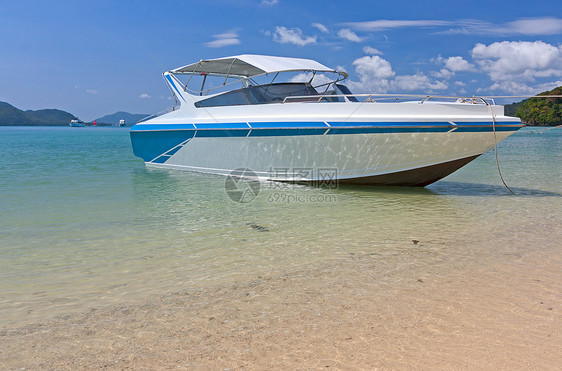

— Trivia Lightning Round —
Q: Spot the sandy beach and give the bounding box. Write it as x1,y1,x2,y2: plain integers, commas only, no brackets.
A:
2,230,560,370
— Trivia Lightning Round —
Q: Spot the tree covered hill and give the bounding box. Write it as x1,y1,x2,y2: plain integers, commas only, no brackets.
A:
0,101,148,126
0,101,77,126
504,86,562,126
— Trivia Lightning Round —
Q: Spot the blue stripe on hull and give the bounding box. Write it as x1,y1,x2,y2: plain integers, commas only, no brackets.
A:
131,121,522,133
328,127,452,134
454,126,518,132
195,129,251,137
327,121,451,128
132,123,197,131
130,129,195,162
195,123,249,129
248,128,328,136
250,121,328,128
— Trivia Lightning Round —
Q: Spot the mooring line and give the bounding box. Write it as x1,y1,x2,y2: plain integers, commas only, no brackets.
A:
487,103,515,194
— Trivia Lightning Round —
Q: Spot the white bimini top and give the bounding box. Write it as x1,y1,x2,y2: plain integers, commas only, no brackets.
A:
170,54,348,78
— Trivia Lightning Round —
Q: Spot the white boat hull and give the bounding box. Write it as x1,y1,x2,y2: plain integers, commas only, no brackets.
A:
148,132,510,186
131,118,521,186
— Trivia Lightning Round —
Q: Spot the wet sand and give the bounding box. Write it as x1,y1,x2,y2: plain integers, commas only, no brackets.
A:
1,232,560,370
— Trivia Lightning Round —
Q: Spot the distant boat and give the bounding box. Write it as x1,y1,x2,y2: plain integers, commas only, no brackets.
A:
118,119,126,127
69,119,85,127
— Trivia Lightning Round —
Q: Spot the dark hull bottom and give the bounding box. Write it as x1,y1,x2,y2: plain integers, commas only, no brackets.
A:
337,154,481,187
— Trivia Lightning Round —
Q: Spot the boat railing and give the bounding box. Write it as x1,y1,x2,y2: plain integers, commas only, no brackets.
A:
283,93,562,105
136,105,180,124
282,94,494,105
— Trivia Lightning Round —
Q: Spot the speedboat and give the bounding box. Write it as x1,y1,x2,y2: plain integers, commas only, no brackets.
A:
130,54,523,186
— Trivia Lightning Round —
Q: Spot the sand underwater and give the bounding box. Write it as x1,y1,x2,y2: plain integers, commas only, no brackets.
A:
0,126,560,369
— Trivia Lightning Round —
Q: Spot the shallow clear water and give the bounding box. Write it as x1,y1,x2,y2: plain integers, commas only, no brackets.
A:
0,126,560,327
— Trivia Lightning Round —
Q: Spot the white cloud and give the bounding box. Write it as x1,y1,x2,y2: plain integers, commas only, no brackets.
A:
347,55,448,94
337,28,362,42
391,72,448,91
483,80,562,95
444,17,562,36
431,55,474,78
312,23,329,33
347,56,393,93
443,56,474,72
205,30,241,48
505,17,562,35
428,43,562,94
352,55,394,79
273,26,317,46
441,27,472,35
363,46,382,55
140,93,151,99
343,17,562,36
290,72,334,87
347,76,390,94
336,65,347,73
206,38,240,48
471,41,562,82
431,68,454,79
484,81,536,95
86,89,98,94
536,80,562,92
343,19,451,32
261,0,279,5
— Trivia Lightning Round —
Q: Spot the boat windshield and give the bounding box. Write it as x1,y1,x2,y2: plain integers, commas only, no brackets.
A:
195,83,320,108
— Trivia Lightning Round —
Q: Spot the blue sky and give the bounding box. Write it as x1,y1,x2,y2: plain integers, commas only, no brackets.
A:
1,0,561,120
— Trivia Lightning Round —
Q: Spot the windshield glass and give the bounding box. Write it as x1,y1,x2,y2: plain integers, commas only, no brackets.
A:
195,83,320,108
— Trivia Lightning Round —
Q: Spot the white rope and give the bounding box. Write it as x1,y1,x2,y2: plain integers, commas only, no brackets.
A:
487,104,515,194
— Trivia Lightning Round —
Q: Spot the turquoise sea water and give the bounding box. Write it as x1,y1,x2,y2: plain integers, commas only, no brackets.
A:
0,126,560,327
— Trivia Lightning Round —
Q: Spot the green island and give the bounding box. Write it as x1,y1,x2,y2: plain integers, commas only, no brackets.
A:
0,101,147,126
503,86,562,126
0,101,77,126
